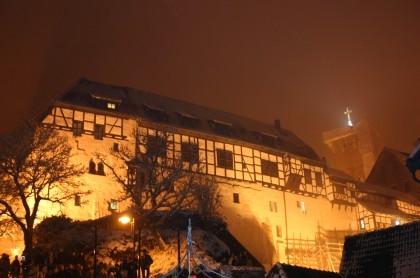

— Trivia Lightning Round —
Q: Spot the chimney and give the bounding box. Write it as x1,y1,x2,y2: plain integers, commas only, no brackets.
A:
274,119,281,130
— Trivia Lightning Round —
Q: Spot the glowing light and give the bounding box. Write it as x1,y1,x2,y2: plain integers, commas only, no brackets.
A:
118,216,132,224
344,107,353,126
395,219,401,225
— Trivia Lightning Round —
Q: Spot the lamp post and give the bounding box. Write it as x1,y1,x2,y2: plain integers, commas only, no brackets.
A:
119,216,135,261
119,216,141,278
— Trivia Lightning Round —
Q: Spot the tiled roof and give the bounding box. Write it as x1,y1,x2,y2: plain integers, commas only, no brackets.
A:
266,263,341,278
340,221,420,278
55,78,321,161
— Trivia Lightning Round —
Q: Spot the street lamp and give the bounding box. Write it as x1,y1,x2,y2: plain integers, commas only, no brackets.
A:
119,215,141,278
119,216,135,260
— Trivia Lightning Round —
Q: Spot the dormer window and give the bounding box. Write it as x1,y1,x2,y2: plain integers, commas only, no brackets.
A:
176,112,199,128
258,132,277,148
209,120,233,137
91,94,121,110
143,104,168,122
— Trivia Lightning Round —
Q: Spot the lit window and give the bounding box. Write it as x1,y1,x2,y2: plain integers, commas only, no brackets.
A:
107,102,116,109
110,199,118,210
300,201,306,214
360,219,365,229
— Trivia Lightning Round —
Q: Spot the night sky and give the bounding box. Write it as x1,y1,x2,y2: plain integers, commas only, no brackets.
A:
1,1,419,159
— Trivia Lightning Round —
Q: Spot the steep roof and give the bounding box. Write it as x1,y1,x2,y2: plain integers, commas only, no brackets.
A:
55,78,321,161
340,221,420,277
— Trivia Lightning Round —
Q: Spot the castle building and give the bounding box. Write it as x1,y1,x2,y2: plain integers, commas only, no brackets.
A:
322,110,383,182
4,78,419,271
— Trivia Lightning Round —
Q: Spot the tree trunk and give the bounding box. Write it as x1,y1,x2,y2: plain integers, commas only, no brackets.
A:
22,227,34,278
150,225,167,250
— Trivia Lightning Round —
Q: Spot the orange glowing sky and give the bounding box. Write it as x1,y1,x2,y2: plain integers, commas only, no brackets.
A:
0,1,419,159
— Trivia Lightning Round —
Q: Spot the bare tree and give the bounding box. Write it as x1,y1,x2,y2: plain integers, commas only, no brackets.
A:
0,121,89,272
95,128,221,247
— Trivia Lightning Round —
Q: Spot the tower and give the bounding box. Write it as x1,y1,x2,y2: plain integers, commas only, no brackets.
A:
322,109,383,181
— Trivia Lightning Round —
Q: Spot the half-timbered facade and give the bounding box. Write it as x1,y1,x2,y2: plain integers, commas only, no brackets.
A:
3,78,419,271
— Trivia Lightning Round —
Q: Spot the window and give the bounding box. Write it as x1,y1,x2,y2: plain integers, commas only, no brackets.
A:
269,201,277,212
75,195,81,206
181,142,199,164
233,193,240,204
97,162,105,175
297,201,306,214
304,169,312,184
107,102,116,109
113,142,119,152
342,136,356,151
276,225,282,237
143,105,168,122
315,172,323,186
128,165,139,185
360,219,365,229
94,124,104,140
110,199,118,210
147,135,167,157
260,133,277,148
209,120,233,136
216,149,233,169
72,121,83,137
89,160,96,174
261,159,278,177
334,184,346,194
177,112,199,128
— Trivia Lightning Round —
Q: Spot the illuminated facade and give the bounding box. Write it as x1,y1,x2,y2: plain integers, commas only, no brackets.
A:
2,79,419,271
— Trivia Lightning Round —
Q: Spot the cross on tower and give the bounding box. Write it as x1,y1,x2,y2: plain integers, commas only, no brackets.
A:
344,107,353,126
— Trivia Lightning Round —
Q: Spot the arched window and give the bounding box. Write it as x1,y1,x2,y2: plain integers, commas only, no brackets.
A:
89,160,96,174
97,162,105,175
